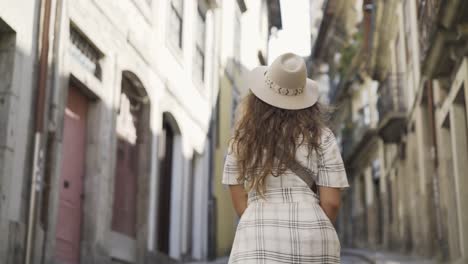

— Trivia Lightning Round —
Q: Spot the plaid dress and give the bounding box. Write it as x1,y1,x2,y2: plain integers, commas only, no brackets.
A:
222,129,349,264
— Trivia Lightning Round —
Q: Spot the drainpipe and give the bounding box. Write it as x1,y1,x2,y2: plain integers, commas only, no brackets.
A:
25,0,53,263
427,81,447,258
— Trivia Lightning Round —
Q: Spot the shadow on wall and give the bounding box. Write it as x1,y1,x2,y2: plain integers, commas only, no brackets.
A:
0,14,42,263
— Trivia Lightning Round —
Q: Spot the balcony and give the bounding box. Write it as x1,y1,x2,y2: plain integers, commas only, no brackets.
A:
377,73,407,143
341,114,378,164
417,0,443,64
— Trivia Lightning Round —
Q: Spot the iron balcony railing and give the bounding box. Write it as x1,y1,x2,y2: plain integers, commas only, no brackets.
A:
341,113,373,162
417,0,442,64
377,73,407,142
377,73,407,120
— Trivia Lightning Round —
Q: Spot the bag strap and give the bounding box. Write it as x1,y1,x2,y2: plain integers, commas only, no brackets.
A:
276,146,319,194
286,159,318,194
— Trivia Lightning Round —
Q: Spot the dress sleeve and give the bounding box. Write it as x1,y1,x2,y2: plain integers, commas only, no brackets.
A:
221,147,244,185
316,128,350,189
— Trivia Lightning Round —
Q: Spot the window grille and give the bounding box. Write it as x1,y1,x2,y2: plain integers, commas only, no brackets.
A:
69,25,103,80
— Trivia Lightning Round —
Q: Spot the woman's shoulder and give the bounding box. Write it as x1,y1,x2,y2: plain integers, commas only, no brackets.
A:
320,127,333,136
297,127,334,150
319,127,335,142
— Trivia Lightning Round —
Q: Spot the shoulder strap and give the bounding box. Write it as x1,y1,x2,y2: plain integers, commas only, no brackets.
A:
276,145,319,194
286,159,319,194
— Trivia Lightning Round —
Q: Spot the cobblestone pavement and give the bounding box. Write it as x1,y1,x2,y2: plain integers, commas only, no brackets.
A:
187,255,369,263
342,254,372,263
185,249,436,264
184,256,229,264
342,248,437,264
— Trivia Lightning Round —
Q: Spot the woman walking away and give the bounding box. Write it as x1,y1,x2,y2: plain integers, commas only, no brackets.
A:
222,53,349,264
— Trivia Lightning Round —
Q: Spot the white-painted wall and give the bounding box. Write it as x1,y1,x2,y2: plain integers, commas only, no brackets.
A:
192,146,211,259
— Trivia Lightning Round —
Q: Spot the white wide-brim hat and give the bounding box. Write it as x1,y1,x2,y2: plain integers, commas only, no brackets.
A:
247,52,319,110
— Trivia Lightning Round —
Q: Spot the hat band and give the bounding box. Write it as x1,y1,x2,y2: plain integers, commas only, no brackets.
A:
265,72,304,96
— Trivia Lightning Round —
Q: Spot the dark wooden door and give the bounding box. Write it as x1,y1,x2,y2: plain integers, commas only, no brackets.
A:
112,138,138,237
55,86,88,263
157,122,174,254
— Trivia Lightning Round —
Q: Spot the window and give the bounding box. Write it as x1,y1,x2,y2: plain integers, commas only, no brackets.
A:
69,24,103,80
360,89,371,125
371,159,381,180
169,0,184,49
194,7,206,83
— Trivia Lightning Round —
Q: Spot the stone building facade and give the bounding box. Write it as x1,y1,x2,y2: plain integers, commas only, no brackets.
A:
0,0,252,263
0,1,41,263
311,0,468,263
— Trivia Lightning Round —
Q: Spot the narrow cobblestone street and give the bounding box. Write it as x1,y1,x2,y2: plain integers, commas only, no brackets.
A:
187,255,369,264
185,249,436,264
342,249,437,264
342,254,370,264
186,257,229,264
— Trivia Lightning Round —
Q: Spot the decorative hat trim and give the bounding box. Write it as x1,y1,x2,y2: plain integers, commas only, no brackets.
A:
264,71,304,96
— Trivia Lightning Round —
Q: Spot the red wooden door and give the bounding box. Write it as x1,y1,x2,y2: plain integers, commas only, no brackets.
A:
111,138,138,237
55,86,88,264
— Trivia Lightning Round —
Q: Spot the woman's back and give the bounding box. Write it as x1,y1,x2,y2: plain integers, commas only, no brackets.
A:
223,53,349,263
223,129,349,264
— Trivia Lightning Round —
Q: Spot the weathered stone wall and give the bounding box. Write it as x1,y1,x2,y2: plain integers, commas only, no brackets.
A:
0,1,41,263
1,0,221,262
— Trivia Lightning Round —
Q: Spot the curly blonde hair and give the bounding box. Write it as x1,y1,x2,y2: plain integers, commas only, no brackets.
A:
231,92,330,195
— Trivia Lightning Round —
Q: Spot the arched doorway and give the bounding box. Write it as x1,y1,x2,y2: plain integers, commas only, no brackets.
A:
156,113,181,255
111,71,151,240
